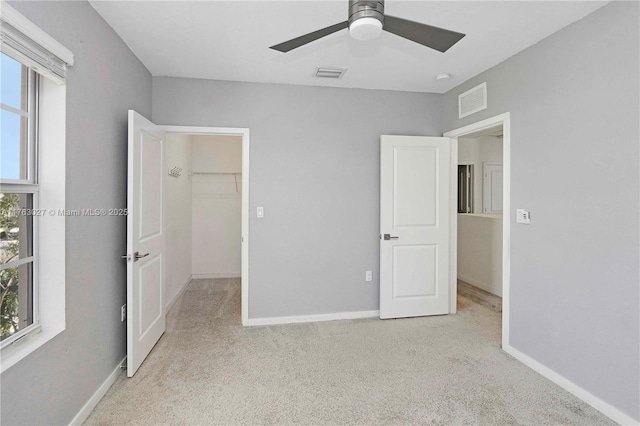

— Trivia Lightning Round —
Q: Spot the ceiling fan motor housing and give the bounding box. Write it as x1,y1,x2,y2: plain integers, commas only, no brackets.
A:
348,0,385,26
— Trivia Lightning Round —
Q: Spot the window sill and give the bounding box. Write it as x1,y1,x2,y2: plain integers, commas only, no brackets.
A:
1,326,63,373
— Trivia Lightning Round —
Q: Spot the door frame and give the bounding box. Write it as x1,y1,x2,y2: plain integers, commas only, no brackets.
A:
443,112,510,348
161,125,250,326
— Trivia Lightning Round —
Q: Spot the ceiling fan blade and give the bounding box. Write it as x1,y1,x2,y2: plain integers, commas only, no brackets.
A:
270,21,349,52
383,15,465,53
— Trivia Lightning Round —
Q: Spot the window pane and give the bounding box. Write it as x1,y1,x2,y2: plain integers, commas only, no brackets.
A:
0,262,34,341
0,52,27,110
0,193,33,264
0,109,28,180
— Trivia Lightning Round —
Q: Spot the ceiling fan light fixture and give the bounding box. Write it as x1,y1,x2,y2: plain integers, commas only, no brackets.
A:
269,0,465,53
349,17,383,41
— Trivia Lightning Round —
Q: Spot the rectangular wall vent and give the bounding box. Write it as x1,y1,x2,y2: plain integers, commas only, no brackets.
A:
313,67,347,79
458,82,487,118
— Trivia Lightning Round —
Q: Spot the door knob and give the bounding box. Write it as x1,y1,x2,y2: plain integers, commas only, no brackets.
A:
383,234,399,240
134,251,149,261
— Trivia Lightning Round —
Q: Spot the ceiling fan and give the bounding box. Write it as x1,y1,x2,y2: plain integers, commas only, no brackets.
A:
270,0,465,53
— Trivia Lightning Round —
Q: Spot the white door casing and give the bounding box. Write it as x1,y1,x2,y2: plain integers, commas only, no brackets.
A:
380,135,451,319
126,110,166,377
483,162,503,213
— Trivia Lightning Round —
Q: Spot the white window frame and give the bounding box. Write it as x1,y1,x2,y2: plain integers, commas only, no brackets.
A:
0,61,40,348
0,3,71,372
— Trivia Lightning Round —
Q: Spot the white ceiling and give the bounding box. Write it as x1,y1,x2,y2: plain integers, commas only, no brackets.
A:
89,1,608,94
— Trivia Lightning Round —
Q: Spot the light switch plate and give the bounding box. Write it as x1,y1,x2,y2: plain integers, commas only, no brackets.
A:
516,209,531,224
257,206,264,218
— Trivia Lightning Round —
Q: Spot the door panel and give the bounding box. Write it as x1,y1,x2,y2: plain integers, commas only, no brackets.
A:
380,135,450,319
139,133,163,239
394,148,438,227
392,245,437,298
483,162,503,213
139,256,162,338
127,110,166,377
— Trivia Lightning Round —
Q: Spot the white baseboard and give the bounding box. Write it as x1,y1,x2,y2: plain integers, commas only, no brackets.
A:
244,310,380,327
165,274,192,312
458,273,502,297
192,273,241,279
68,356,125,425
503,344,638,426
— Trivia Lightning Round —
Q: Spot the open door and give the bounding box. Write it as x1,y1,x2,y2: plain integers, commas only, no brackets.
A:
380,135,451,319
483,162,503,214
125,110,166,376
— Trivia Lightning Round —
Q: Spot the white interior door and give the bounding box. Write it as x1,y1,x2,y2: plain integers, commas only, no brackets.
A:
380,135,451,319
483,162,503,213
126,110,166,377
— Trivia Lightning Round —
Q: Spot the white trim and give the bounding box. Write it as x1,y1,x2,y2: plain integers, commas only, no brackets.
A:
449,138,459,313
191,273,241,279
68,357,125,426
503,345,639,426
162,125,247,137
38,77,66,332
244,310,380,327
165,274,192,312
1,73,67,373
443,112,510,350
161,125,250,327
0,2,74,65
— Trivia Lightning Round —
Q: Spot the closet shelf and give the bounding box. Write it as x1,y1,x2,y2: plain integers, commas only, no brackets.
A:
189,171,242,193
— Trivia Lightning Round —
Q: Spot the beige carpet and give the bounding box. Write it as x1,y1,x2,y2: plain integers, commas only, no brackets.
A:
85,278,613,425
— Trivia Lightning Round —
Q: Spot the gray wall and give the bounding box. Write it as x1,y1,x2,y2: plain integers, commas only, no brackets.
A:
1,2,152,425
153,78,441,318
442,2,639,420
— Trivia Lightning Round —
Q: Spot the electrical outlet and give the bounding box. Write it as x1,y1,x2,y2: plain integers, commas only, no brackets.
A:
121,304,127,322
365,271,372,282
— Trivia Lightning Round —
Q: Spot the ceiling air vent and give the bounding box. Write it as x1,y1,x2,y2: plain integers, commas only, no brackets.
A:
458,82,487,118
313,67,347,79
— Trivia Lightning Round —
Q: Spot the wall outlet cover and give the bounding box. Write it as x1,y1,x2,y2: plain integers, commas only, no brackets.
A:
516,209,531,224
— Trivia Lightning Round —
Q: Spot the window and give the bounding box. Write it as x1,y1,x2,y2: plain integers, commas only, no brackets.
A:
1,3,73,370
1,52,39,346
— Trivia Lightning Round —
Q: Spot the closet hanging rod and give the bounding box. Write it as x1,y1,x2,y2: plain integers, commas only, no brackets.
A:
188,172,241,176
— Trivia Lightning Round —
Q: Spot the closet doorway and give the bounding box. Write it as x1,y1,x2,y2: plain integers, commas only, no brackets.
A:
163,126,250,325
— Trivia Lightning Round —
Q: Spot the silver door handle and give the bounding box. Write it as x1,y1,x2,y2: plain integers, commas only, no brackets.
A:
120,252,149,262
383,234,399,240
134,251,149,261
